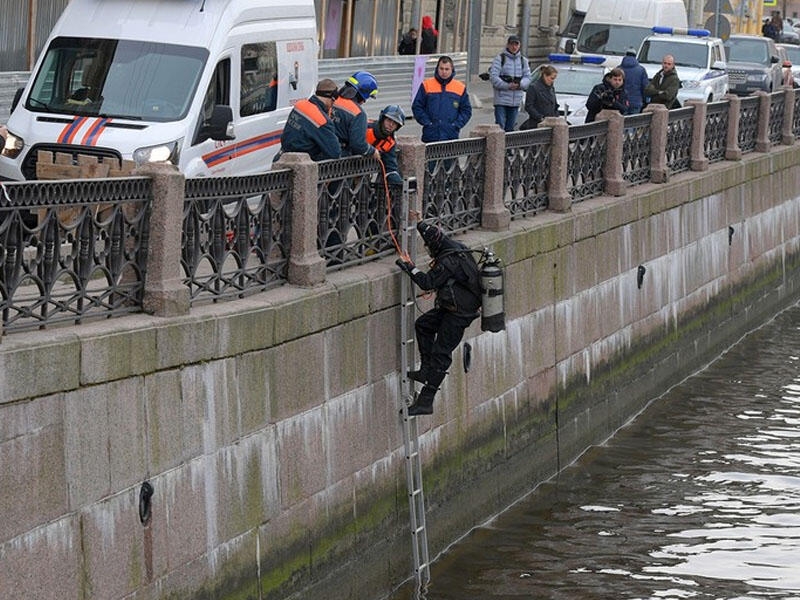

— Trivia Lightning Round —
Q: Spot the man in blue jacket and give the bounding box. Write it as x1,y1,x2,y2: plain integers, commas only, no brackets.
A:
412,56,472,142
620,47,649,114
276,78,341,162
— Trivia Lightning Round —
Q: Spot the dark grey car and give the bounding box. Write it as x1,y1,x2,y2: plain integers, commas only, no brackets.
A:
724,35,783,95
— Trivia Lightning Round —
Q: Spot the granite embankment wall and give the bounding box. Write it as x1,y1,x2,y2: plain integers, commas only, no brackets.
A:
2,146,800,600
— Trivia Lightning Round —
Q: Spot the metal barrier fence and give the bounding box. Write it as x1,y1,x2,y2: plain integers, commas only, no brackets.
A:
0,177,151,332
182,171,292,303
504,128,551,219
2,89,799,331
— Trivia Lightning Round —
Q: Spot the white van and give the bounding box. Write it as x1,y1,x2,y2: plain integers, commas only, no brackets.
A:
568,0,688,67
0,0,317,180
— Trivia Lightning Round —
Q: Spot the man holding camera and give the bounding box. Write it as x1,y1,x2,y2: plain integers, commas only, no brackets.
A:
488,35,531,132
585,68,629,123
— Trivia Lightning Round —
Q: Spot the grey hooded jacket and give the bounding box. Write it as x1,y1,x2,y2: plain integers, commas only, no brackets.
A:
488,49,531,108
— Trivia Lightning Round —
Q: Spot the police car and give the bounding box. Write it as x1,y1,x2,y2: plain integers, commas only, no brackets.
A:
534,53,608,125
637,27,728,104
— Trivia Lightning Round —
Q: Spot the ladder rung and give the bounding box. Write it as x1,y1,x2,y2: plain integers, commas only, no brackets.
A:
413,526,426,535
409,488,423,498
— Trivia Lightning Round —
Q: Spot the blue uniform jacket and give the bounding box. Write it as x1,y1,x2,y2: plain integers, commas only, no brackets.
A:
332,96,376,157
412,68,472,142
278,96,341,162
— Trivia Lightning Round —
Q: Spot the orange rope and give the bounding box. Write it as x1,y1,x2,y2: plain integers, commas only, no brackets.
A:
378,157,410,262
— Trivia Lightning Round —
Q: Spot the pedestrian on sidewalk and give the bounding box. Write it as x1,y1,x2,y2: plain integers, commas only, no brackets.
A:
521,64,558,130
489,35,531,132
620,47,649,114
412,55,472,142
585,68,628,123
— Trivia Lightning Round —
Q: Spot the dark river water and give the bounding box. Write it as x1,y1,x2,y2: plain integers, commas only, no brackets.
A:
390,303,800,600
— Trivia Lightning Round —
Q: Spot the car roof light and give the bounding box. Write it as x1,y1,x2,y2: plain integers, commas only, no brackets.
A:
548,53,605,64
652,26,711,37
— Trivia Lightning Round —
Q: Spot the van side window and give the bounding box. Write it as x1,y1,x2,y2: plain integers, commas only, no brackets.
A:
241,42,278,117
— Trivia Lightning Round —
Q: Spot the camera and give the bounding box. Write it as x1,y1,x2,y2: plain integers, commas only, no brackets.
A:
500,74,521,84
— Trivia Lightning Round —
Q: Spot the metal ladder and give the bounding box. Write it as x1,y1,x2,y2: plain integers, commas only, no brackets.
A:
397,176,431,591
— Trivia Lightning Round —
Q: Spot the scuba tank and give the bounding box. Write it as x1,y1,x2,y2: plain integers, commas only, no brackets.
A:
479,249,505,332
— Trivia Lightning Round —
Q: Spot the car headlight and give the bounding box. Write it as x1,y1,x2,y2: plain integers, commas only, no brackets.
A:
746,73,767,83
1,130,24,159
682,80,701,89
133,139,182,166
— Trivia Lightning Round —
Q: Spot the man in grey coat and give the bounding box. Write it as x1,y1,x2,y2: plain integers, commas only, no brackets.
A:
489,35,531,132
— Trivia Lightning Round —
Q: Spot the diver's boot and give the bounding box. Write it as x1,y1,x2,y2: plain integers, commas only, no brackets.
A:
406,367,429,385
407,385,436,416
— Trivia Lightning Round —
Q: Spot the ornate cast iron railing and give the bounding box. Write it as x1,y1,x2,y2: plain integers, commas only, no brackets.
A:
704,101,728,163
622,113,652,186
317,156,401,270
793,89,800,139
0,178,151,332
567,121,606,202
423,137,485,233
768,91,785,146
666,106,694,175
738,96,759,154
504,128,551,218
183,172,292,302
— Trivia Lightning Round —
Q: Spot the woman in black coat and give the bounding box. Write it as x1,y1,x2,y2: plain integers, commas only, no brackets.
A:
585,68,629,123
521,64,559,130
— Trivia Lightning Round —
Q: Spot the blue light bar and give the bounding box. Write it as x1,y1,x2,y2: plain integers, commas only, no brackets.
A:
548,53,606,65
652,26,710,37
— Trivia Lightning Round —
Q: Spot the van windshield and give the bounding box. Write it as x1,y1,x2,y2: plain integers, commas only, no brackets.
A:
576,24,652,56
27,37,209,122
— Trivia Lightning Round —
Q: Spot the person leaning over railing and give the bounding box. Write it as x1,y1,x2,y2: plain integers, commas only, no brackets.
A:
585,68,629,123
411,55,472,142
274,78,341,162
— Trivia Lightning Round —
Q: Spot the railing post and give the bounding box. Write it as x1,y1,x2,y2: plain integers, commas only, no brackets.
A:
136,162,191,317
597,110,625,196
782,87,795,145
275,152,326,287
397,135,427,215
725,94,742,160
542,116,571,212
755,91,771,152
644,104,669,183
685,100,709,171
470,124,510,230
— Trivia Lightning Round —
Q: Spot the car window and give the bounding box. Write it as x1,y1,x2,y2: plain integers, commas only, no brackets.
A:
724,38,769,65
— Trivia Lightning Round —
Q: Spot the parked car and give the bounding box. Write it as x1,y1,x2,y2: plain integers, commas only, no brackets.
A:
779,20,800,44
778,42,800,86
534,53,609,125
637,27,728,104
723,34,783,95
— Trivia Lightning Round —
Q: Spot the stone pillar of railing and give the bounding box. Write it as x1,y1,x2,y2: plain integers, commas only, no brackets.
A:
543,116,571,212
755,91,771,152
596,110,625,196
275,152,325,287
471,124,510,230
724,94,742,160
396,135,427,215
782,87,795,145
644,104,669,183
686,100,709,171
136,162,190,317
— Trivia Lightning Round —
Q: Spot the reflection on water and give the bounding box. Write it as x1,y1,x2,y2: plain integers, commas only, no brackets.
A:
389,305,800,600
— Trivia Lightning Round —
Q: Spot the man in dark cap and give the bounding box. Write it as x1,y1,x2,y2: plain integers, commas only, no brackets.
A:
276,78,341,162
488,34,531,131
396,216,481,415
